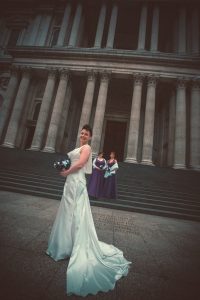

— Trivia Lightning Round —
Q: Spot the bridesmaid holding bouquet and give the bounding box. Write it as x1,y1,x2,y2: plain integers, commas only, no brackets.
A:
102,151,119,199
87,151,107,198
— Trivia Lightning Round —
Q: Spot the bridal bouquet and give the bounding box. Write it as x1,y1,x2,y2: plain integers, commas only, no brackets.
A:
53,154,71,170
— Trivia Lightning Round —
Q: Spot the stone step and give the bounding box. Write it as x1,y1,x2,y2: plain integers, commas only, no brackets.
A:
1,183,199,222
1,171,199,207
1,168,199,201
0,147,199,222
1,175,199,212
1,170,200,221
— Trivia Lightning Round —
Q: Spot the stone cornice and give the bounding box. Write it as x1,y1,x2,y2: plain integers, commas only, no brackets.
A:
4,46,200,82
7,46,200,70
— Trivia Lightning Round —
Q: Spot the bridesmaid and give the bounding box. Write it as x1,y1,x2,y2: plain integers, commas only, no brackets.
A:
87,151,107,198
102,151,119,199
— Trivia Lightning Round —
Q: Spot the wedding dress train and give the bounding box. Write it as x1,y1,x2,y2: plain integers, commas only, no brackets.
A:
46,147,131,296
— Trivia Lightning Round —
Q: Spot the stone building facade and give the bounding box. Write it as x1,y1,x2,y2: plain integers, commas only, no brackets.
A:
0,0,199,169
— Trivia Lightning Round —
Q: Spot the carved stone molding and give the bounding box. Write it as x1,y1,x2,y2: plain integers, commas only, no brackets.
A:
87,69,97,81
133,73,145,85
47,68,58,79
10,65,20,76
191,78,200,90
20,66,32,78
176,77,188,89
0,76,9,90
99,70,111,82
59,68,70,80
147,74,158,87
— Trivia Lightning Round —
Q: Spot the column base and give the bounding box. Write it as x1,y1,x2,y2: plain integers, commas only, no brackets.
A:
28,146,41,151
188,165,200,171
1,142,15,148
173,164,186,169
42,147,55,153
124,157,138,164
140,159,154,166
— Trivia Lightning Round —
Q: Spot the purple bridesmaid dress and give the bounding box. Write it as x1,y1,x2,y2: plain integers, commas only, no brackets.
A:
102,160,117,199
87,158,106,198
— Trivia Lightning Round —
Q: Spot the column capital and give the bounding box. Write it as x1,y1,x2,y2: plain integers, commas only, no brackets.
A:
147,74,158,87
191,78,200,90
59,68,70,80
176,77,188,89
99,70,111,82
10,65,20,76
133,73,145,85
20,66,32,78
86,69,97,81
46,68,58,79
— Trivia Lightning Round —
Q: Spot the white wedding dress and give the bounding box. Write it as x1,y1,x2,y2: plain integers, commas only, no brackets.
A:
46,146,131,296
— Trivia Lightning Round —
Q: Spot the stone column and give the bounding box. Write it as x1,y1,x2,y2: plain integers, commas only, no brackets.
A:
141,75,157,164
191,9,199,54
2,67,31,148
173,78,187,169
56,85,72,151
137,4,148,50
106,3,118,48
31,15,42,45
94,2,107,48
30,69,57,150
36,14,52,46
43,69,69,152
76,70,97,146
167,89,176,167
150,5,159,52
190,79,200,169
57,2,72,47
91,72,110,157
178,6,186,53
125,74,144,163
68,2,82,47
0,66,20,141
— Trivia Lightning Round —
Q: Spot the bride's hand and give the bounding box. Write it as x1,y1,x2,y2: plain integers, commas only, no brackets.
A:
60,169,69,177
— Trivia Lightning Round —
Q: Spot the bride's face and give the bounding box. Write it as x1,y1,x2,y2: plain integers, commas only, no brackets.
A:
80,129,91,144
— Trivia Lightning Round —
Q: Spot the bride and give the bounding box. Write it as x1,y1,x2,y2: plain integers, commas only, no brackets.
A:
46,124,131,296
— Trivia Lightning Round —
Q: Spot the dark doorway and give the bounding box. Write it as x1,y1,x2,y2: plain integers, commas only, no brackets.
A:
103,120,127,162
24,126,35,149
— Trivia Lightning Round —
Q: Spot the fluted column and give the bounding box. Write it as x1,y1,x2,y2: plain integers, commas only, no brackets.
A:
94,2,107,48
0,66,20,141
36,14,52,46
167,89,176,167
141,75,157,164
137,4,148,50
31,15,42,45
106,3,118,48
57,2,72,46
2,67,31,148
178,6,186,53
190,79,200,169
43,69,69,152
68,2,82,47
91,72,110,157
30,69,57,150
76,70,97,146
191,9,199,54
56,85,72,150
173,78,187,169
150,5,159,52
125,74,144,163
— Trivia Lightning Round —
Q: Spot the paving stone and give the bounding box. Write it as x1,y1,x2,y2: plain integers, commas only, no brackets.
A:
0,190,200,300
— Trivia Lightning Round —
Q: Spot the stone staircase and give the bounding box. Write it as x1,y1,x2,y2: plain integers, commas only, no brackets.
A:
0,147,200,222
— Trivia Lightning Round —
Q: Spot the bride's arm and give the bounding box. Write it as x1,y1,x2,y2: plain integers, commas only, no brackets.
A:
60,145,91,177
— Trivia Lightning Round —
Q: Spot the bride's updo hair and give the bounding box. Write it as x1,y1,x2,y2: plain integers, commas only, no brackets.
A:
82,124,93,137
